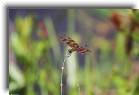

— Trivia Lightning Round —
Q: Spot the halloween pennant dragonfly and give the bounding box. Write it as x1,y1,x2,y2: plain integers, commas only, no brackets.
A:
60,36,91,54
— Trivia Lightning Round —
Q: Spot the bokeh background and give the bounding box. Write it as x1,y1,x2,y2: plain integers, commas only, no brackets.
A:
8,9,139,95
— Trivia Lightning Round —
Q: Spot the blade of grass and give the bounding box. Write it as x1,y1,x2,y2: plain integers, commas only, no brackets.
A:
44,17,61,63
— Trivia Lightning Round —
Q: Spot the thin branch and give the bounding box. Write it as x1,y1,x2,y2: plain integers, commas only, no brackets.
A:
77,83,81,95
60,52,71,95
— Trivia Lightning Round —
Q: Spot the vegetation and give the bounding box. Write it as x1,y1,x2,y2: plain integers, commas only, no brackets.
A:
9,9,139,95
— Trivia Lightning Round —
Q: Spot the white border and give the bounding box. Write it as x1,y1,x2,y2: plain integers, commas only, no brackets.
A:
5,1,134,7
134,1,139,9
0,1,7,95
0,0,138,95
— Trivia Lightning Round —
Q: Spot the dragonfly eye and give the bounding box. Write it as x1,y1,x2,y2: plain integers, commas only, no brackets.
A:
68,49,73,53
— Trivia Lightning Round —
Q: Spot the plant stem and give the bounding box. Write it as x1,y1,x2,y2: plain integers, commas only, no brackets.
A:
60,53,71,95
77,84,80,95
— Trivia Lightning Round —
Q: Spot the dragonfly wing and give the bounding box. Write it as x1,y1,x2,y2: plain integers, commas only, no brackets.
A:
61,37,79,49
77,47,91,54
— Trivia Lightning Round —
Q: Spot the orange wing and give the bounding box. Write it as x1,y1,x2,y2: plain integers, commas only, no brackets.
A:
60,37,79,49
76,47,91,54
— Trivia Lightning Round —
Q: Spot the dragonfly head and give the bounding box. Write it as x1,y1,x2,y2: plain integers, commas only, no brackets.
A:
68,49,75,54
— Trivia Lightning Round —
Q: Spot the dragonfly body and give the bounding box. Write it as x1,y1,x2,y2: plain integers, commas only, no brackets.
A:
60,36,91,54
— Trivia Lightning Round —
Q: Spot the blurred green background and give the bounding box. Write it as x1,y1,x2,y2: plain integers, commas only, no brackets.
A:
8,9,139,95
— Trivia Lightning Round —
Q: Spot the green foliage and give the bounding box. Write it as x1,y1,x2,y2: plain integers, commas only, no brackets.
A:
10,14,60,95
9,63,25,93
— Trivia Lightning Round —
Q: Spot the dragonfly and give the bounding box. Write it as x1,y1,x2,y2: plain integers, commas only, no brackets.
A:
60,36,91,54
